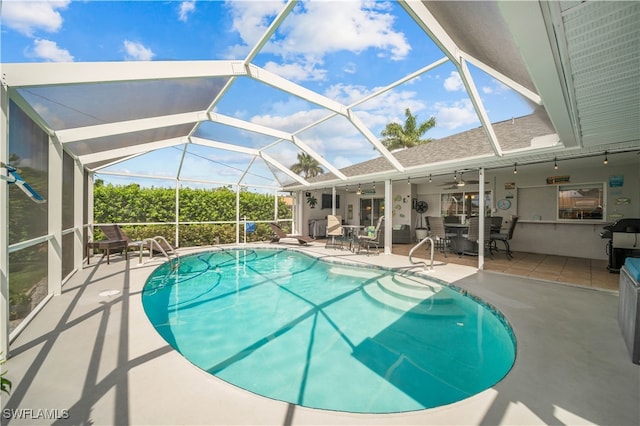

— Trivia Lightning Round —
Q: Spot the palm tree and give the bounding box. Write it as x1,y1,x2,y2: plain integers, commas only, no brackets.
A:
380,108,436,151
290,152,324,179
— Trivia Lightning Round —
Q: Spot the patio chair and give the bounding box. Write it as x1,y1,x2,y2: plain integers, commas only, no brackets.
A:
427,216,453,257
490,216,519,259
97,224,176,256
356,216,384,255
490,216,503,234
460,216,492,257
97,224,147,254
269,222,314,245
325,215,346,249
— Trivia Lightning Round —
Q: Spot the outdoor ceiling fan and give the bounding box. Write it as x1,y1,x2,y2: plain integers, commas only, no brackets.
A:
439,179,487,187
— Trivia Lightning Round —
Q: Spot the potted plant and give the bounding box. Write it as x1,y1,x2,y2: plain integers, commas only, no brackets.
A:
1,353,11,395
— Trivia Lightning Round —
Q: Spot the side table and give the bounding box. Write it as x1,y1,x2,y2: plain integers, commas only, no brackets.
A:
87,240,128,264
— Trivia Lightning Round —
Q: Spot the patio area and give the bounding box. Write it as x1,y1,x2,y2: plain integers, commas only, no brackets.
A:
392,244,619,291
2,243,638,425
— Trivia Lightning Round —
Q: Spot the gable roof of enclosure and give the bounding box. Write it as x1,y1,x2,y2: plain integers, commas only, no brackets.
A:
2,1,639,190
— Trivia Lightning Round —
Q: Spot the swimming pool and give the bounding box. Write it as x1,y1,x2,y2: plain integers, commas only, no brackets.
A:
142,248,516,413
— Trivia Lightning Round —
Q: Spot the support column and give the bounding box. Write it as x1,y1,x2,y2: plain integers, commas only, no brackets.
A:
235,186,241,244
175,181,180,248
0,83,9,356
478,167,486,270
384,179,392,255
73,158,83,270
48,136,63,296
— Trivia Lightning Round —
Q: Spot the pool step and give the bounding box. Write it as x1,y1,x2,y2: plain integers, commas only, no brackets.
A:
363,281,464,317
378,275,453,304
328,266,382,280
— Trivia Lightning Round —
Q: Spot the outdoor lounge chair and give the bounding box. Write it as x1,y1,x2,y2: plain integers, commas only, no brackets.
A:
269,222,314,245
98,224,175,259
325,215,346,249
98,224,147,253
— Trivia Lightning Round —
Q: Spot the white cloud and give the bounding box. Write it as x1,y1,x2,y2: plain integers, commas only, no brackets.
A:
272,2,409,59
444,71,464,92
123,40,155,61
224,1,284,58
433,99,479,130
178,1,196,22
1,0,70,36
482,86,493,94
30,38,74,62
225,1,410,80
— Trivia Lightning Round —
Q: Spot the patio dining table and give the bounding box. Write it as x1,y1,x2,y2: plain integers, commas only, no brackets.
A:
342,225,364,252
445,223,472,254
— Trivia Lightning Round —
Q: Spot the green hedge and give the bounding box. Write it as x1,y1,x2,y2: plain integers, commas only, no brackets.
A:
94,183,292,245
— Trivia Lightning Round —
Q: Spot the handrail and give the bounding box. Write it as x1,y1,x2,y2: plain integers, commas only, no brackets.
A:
140,236,180,269
409,236,434,271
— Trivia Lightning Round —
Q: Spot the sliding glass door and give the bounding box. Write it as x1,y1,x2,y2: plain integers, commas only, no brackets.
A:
360,198,385,227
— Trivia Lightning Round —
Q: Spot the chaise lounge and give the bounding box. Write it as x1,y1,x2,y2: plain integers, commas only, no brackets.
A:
269,222,314,245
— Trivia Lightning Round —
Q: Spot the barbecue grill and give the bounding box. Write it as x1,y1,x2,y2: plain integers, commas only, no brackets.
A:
601,218,640,272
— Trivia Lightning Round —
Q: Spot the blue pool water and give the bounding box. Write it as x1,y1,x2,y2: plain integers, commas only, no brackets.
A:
142,248,516,413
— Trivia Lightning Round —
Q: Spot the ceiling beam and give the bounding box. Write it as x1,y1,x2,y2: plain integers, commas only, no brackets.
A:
1,60,240,87
260,152,309,186
347,111,406,172
244,0,298,64
290,135,347,180
190,137,259,156
458,58,503,157
245,64,347,115
208,112,291,141
56,111,207,143
79,137,187,164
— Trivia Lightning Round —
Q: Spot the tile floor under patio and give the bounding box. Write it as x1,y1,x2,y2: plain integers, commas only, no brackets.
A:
391,243,620,291
2,243,638,425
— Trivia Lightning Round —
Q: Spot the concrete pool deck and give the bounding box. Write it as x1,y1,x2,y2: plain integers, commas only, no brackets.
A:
2,242,639,425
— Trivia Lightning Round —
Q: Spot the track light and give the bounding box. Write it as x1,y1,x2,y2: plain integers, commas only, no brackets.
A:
513,163,518,174
554,158,558,170
603,151,608,165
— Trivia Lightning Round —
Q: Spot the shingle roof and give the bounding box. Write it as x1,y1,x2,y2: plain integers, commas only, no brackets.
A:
300,109,555,186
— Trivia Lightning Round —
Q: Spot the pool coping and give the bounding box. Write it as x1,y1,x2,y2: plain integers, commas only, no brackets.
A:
3,243,638,425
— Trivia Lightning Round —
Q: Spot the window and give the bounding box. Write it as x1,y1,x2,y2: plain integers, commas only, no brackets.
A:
441,191,492,219
321,193,340,209
558,183,604,220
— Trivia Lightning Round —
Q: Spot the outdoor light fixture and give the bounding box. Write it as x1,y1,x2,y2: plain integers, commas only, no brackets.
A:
345,185,349,192
453,171,457,181
407,177,411,185
356,183,362,195
429,174,432,183
372,181,376,192
457,172,465,187
513,163,518,174
554,158,558,170
603,151,608,165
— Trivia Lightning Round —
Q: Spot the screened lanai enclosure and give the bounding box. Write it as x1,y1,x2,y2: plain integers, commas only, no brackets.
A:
1,1,639,355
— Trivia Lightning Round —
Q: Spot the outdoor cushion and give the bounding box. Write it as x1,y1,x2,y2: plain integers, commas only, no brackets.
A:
624,257,640,282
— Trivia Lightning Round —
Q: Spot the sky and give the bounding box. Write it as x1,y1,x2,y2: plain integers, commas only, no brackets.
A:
1,0,534,188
